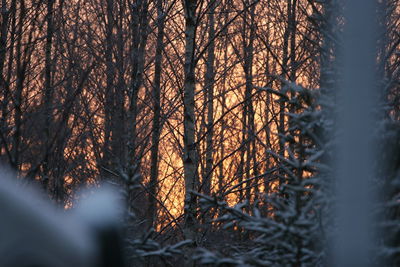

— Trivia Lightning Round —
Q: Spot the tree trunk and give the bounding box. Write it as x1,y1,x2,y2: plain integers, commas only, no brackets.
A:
203,0,215,198
127,0,148,176
243,1,256,203
101,0,115,180
148,0,165,229
42,0,55,192
182,0,198,243
13,0,27,172
278,0,292,189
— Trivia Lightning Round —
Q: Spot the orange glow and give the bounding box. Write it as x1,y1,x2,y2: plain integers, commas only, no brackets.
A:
0,0,325,229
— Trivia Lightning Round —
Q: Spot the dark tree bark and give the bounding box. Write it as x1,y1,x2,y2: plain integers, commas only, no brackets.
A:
148,0,165,229
203,0,216,198
182,0,198,243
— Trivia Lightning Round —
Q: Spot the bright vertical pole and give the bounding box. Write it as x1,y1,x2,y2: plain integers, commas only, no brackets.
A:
334,0,378,266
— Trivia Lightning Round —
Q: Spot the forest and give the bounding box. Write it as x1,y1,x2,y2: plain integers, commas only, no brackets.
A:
0,0,399,266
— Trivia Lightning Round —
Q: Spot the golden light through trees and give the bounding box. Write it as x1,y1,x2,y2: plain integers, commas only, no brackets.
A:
2,0,400,265
0,0,322,222
1,0,399,238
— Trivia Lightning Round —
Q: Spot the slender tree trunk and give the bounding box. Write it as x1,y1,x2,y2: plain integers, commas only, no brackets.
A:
203,0,215,198
243,2,256,202
42,0,55,190
13,0,27,171
113,0,126,169
288,0,297,157
289,0,297,84
128,0,148,176
0,0,10,84
0,0,13,165
148,0,165,229
3,1,16,167
218,14,229,197
278,0,292,188
102,0,115,179
182,0,198,243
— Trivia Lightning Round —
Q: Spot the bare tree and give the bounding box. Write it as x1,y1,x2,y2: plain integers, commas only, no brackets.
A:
182,0,198,243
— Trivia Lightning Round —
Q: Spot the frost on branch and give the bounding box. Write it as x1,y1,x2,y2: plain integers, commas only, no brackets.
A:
195,82,332,266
